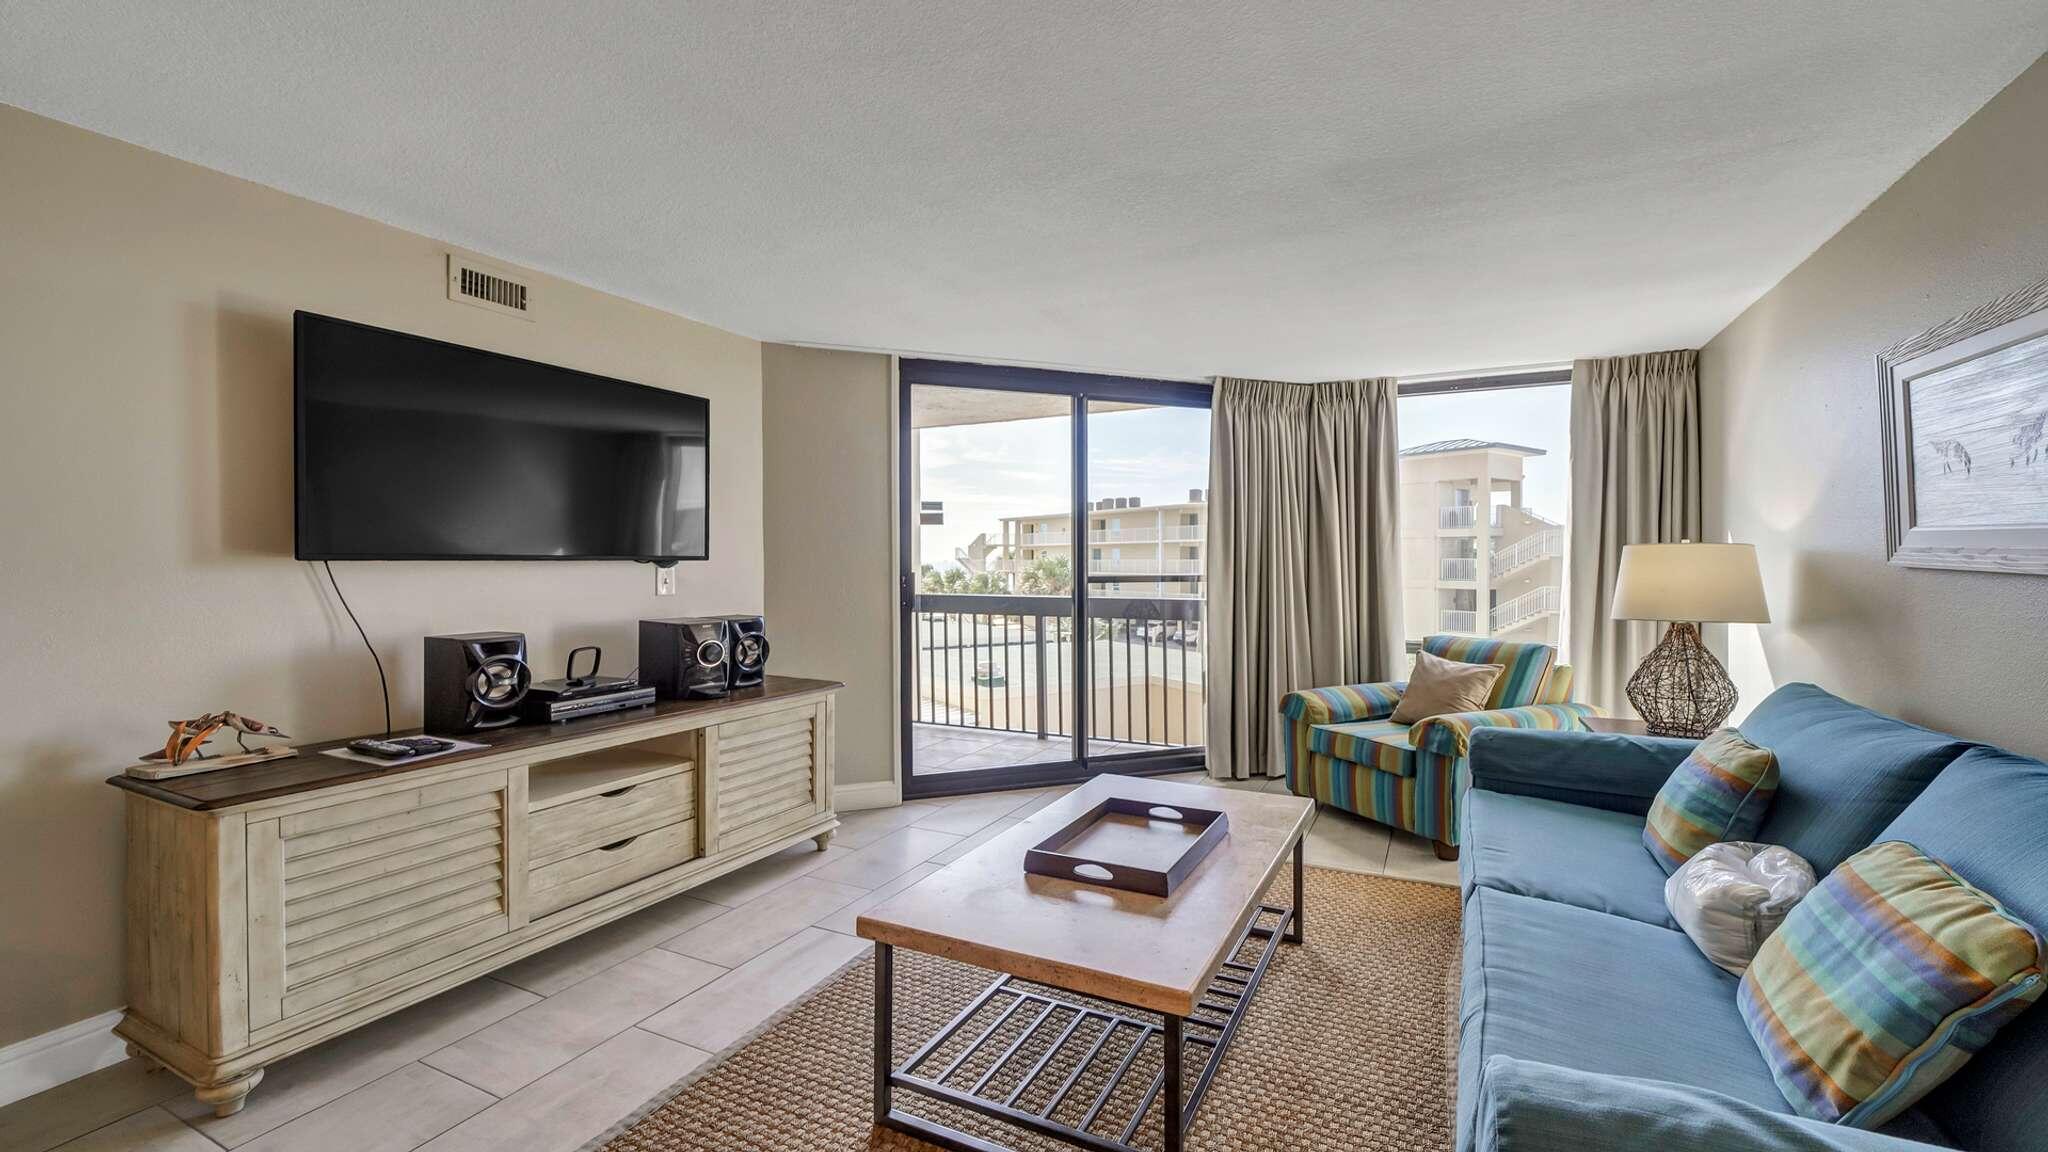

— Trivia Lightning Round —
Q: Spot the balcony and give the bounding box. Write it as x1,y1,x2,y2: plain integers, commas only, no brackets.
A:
1161,523,1204,542
1017,529,1070,547
1090,557,1202,576
911,593,1205,769
1438,556,1477,581
1438,608,1478,633
1438,505,1477,530
1088,527,1159,544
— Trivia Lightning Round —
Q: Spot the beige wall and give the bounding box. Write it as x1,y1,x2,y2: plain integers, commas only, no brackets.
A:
1701,54,2048,756
761,345,898,789
0,105,765,1047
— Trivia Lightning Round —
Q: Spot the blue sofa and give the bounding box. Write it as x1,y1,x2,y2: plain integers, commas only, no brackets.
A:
1456,682,2048,1152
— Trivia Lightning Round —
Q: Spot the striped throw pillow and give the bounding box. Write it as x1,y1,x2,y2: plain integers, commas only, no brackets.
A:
1642,728,1779,875
1738,841,2044,1128
1419,635,1555,709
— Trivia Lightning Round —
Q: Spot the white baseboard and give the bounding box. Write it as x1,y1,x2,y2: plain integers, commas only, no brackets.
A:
0,1009,127,1107
834,780,901,811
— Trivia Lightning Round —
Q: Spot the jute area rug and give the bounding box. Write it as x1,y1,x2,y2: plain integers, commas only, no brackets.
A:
601,869,1461,1152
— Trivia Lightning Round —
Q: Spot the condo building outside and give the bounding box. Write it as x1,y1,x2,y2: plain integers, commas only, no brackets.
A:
1397,439,1564,647
992,492,1207,601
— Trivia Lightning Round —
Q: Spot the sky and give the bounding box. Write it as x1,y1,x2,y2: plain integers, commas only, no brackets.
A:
915,385,1571,572
1398,384,1572,519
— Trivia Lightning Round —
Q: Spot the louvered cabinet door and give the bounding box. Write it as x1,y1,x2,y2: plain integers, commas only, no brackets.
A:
704,701,830,854
245,770,514,1031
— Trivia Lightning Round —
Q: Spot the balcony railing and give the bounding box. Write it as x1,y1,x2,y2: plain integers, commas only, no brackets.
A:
1017,530,1070,547
1491,585,1561,633
1089,527,1159,544
1438,556,1477,581
1089,558,1202,576
1161,524,1204,542
1490,528,1563,577
1438,505,1477,530
1438,608,1479,633
912,593,1204,755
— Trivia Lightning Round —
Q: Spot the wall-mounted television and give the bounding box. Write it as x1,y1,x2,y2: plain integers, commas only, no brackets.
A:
294,311,709,562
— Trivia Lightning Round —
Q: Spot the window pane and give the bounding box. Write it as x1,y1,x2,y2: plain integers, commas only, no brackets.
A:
1081,401,1210,755
1397,383,1570,655
908,384,1073,775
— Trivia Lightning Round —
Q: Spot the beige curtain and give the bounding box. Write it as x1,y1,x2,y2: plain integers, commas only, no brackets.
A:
1206,377,1402,780
1567,350,1702,715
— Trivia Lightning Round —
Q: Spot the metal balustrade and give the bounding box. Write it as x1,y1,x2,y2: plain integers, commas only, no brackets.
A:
912,593,1204,754
1089,558,1202,576
1490,529,1562,577
1490,585,1561,632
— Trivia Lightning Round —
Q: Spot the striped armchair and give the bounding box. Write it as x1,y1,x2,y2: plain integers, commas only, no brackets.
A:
1278,635,1595,859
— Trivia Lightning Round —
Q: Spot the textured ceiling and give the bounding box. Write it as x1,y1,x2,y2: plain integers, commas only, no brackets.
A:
4,3,2045,380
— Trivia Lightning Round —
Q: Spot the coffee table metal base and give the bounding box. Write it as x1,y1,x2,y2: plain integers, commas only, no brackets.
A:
873,840,1304,1152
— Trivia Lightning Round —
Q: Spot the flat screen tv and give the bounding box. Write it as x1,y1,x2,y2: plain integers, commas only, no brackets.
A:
294,311,709,561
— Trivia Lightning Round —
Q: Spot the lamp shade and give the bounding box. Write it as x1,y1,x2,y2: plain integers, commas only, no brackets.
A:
1610,543,1770,623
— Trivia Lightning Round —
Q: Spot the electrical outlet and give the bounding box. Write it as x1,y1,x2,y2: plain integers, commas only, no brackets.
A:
656,566,676,596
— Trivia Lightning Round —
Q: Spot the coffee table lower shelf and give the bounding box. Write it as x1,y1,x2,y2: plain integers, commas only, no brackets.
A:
872,849,1303,1152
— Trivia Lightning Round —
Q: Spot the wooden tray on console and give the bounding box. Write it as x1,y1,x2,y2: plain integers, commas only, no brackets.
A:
1023,795,1229,897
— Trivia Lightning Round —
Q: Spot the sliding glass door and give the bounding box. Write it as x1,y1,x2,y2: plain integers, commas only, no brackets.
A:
1081,399,1209,761
898,361,1210,797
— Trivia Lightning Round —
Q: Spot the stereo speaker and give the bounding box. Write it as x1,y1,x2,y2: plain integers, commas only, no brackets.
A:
638,618,731,700
719,615,769,690
424,631,532,734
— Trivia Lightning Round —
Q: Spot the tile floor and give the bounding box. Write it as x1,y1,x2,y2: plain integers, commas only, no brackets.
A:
0,773,1454,1152
910,723,1157,773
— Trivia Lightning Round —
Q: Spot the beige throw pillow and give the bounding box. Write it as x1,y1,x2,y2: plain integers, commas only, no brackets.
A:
1389,650,1503,725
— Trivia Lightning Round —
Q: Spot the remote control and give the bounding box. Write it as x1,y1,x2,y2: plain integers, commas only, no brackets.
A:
390,736,456,753
347,738,418,760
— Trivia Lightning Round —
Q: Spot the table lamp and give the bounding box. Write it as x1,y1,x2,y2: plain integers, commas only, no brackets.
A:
1610,542,1770,737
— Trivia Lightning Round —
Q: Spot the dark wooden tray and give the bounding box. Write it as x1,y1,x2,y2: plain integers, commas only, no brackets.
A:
1023,796,1229,897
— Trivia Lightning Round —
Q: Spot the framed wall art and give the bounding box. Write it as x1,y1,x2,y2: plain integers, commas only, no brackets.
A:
1879,275,2048,575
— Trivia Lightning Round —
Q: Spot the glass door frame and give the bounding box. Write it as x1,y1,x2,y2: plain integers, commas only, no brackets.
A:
897,358,1212,800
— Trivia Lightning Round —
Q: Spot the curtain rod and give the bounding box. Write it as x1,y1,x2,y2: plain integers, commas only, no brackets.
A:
1396,366,1571,396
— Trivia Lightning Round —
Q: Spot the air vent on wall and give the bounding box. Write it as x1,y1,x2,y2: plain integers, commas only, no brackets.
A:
447,254,534,320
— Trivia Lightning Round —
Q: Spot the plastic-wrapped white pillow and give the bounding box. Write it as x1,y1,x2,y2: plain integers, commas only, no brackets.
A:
1663,842,1816,975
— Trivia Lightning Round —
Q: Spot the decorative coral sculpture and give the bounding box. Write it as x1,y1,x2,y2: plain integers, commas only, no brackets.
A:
151,712,292,767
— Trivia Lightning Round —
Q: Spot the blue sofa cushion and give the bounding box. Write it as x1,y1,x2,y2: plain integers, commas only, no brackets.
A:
1461,789,1675,929
1458,887,1786,1151
1467,1058,1954,1152
1466,728,1698,817
1877,745,2048,1152
1739,683,1971,874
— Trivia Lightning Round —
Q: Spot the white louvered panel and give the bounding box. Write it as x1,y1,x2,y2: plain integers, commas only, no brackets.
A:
715,707,819,848
269,779,509,1016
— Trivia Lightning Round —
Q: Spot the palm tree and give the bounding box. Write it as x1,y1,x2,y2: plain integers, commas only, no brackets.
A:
1017,554,1073,595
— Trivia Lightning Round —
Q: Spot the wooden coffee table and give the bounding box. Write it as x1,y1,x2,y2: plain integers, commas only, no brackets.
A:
857,775,1314,1152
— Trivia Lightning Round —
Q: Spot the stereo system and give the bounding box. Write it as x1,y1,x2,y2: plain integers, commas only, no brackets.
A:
521,645,657,723
423,616,768,733
423,632,532,734
721,614,770,690
640,617,734,700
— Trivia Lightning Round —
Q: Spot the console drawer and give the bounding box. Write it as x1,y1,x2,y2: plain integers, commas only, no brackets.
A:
529,767,694,867
527,819,696,919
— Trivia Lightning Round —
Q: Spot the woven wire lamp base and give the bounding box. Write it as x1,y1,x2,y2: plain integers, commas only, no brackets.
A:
1624,622,1737,739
